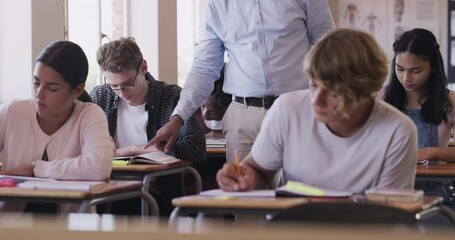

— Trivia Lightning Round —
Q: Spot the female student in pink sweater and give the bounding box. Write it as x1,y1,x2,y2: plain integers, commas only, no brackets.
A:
0,41,113,188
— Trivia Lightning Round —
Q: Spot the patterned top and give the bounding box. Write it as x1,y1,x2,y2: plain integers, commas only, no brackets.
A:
89,73,206,164
90,73,206,215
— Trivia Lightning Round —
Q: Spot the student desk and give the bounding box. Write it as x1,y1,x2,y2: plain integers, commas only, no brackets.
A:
206,147,227,157
111,160,202,214
0,180,158,216
169,195,444,225
416,161,455,182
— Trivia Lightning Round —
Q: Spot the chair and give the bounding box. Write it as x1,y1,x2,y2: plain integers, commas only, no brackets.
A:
269,202,418,226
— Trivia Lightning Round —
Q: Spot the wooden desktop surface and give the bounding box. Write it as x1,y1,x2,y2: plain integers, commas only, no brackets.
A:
206,148,226,155
173,195,308,210
416,161,455,177
172,195,443,214
0,180,143,199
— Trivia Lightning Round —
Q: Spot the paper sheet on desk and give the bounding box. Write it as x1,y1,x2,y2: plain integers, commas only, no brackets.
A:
200,189,276,198
0,174,55,184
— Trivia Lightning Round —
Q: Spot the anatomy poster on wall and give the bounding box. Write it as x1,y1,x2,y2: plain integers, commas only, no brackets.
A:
387,0,439,52
338,0,388,55
339,0,439,59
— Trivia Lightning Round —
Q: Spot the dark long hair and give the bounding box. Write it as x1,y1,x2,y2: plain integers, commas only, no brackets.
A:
36,41,92,102
384,28,451,124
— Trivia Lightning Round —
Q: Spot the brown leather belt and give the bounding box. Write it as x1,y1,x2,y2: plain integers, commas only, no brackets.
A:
233,96,278,109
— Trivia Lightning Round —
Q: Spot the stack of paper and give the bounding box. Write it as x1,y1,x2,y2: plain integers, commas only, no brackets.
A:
206,138,226,148
17,180,107,191
365,188,424,202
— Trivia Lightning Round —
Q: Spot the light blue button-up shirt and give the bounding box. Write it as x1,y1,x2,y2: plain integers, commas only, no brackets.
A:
174,0,334,121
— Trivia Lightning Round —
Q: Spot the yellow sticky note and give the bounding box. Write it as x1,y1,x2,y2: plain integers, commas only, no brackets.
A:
214,195,237,200
285,181,325,196
113,160,129,166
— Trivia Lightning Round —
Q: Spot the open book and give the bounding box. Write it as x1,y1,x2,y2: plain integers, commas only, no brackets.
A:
200,181,352,198
17,180,107,191
114,151,180,165
275,181,352,197
365,187,424,202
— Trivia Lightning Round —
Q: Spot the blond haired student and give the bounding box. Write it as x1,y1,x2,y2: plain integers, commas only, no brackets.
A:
217,29,418,193
0,41,113,212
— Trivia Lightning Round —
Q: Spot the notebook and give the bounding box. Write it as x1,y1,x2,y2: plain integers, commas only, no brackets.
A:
17,180,107,191
199,181,352,198
275,181,352,197
114,151,180,165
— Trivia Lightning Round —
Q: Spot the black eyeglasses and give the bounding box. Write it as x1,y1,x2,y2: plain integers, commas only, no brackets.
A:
105,63,141,91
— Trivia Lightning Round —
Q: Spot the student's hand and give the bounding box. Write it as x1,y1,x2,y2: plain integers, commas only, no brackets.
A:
116,145,160,157
216,163,254,191
144,115,183,153
1,165,34,177
418,147,436,162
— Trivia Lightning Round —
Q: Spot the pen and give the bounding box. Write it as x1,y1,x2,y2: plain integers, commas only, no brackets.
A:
235,149,240,174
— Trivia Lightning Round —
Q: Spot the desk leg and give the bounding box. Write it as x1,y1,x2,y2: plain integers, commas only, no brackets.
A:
183,166,202,194
140,166,203,215
169,206,182,228
79,191,159,217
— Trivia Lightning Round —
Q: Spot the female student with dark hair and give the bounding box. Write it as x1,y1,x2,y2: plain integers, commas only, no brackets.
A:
0,41,113,211
217,29,418,193
383,28,455,162
382,28,455,207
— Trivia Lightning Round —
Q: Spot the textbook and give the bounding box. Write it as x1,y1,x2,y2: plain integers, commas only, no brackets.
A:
365,188,424,202
17,180,107,191
275,181,352,197
114,151,180,165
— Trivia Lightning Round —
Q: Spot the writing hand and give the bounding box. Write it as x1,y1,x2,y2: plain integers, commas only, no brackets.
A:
144,115,183,153
216,163,254,191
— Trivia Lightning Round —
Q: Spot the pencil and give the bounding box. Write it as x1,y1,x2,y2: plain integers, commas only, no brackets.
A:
235,149,240,174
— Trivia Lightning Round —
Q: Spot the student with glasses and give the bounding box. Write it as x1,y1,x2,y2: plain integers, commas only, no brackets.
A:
90,37,206,217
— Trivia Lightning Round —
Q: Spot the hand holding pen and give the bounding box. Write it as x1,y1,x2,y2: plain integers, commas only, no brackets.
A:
216,149,254,191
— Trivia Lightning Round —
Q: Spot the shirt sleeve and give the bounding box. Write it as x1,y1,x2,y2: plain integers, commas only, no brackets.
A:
251,97,287,171
0,102,9,151
34,104,114,180
376,120,418,189
172,2,226,121
171,114,207,164
304,0,335,44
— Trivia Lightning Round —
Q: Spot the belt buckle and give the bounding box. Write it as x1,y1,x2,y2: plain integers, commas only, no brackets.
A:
262,97,275,109
262,97,267,109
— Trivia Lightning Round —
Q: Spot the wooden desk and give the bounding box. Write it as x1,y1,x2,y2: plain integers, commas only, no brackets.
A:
416,161,455,181
169,195,444,225
206,147,226,156
111,160,202,214
0,180,158,216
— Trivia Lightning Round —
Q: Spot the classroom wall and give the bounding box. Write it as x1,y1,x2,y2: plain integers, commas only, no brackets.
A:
0,0,33,103
0,0,451,103
0,0,65,103
128,0,178,84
